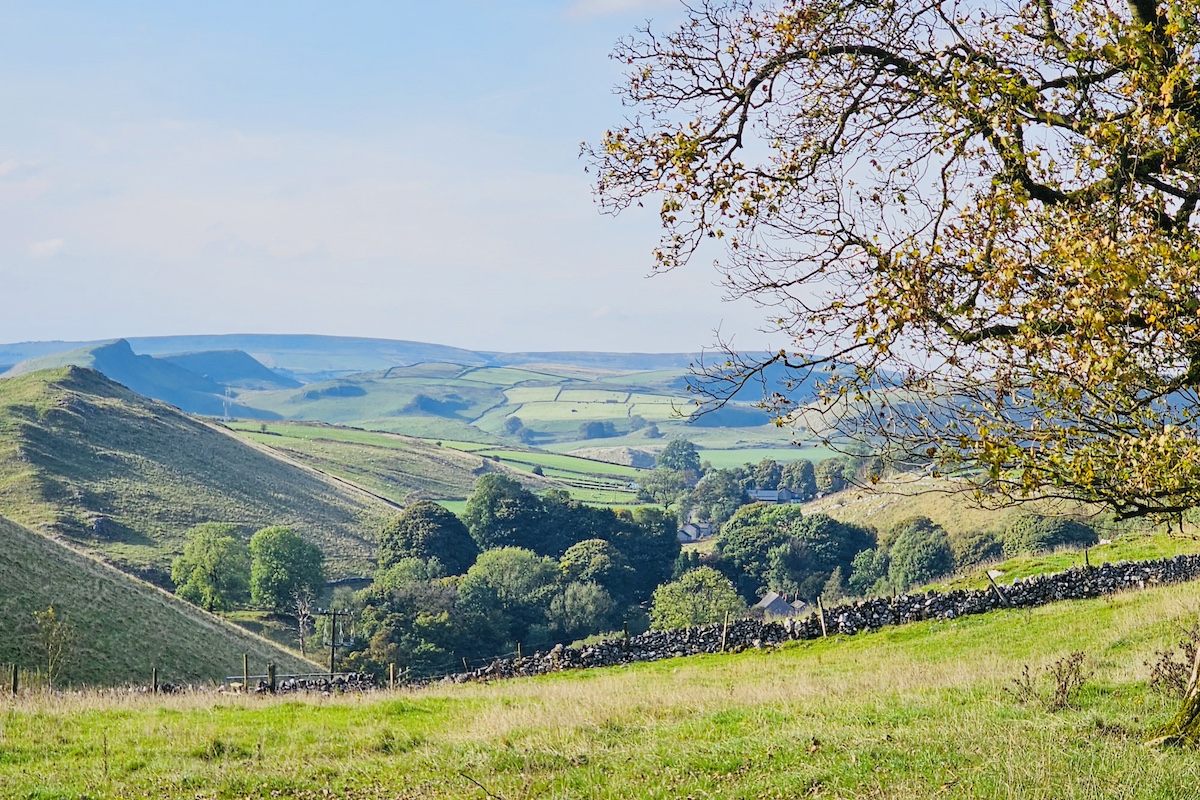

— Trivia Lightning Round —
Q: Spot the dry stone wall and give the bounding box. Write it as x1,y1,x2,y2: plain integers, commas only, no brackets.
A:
446,554,1200,684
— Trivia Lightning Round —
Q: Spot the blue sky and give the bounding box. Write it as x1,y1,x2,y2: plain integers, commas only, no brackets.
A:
0,0,774,352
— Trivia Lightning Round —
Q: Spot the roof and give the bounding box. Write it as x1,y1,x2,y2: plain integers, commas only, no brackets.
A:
754,591,800,619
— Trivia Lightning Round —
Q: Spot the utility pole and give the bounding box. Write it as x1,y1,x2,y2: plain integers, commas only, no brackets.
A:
318,609,347,680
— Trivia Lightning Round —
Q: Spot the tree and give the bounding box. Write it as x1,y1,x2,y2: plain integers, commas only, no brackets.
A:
457,547,559,647
813,458,852,496
248,527,326,612
650,567,746,629
590,0,1200,521
752,458,783,491
378,501,479,576
636,468,691,509
32,605,72,689
291,585,316,659
688,469,748,525
781,459,817,501
848,549,890,598
547,582,617,642
461,474,548,553
887,518,956,591
559,539,637,610
657,439,701,475
171,523,250,612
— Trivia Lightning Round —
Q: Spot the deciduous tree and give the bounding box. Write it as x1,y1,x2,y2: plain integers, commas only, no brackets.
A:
589,0,1200,521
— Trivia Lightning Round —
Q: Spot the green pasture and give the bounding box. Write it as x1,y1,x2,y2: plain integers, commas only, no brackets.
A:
697,445,835,468
503,386,561,403
459,366,560,385
8,579,1200,798
557,388,632,403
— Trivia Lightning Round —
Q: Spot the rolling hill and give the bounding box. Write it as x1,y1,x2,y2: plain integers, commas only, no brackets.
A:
0,513,316,685
0,366,395,581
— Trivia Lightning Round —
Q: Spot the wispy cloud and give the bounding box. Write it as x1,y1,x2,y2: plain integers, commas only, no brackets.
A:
29,238,65,259
566,0,677,18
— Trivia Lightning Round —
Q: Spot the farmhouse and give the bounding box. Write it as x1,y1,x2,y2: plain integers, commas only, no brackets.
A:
754,591,806,619
676,521,714,543
746,487,800,504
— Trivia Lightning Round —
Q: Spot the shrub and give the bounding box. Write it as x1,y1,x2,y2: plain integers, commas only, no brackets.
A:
1002,515,1098,558
887,517,954,590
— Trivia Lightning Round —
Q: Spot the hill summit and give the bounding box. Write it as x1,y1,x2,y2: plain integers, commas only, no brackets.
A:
0,366,392,582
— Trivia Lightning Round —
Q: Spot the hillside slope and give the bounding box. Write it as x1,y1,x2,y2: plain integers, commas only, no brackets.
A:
0,514,316,685
0,339,273,417
0,367,392,580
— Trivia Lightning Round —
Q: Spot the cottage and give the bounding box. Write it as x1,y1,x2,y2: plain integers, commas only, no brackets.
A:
746,487,799,504
754,591,805,619
676,521,714,543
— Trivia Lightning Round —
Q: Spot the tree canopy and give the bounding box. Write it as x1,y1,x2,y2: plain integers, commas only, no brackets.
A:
650,567,746,629
589,0,1200,521
378,501,479,576
248,526,326,612
171,523,250,612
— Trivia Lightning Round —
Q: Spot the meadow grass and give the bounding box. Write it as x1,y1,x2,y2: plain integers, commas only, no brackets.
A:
6,582,1200,798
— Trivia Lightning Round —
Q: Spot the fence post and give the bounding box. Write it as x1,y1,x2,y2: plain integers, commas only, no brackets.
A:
267,663,277,694
9,664,16,696
151,667,158,694
242,653,249,693
1085,548,1091,568
389,663,395,691
517,642,522,660
720,611,730,653
816,596,828,638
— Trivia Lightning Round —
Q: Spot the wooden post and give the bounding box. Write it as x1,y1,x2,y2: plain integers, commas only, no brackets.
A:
9,664,16,696
151,667,158,694
720,611,730,653
389,663,395,691
1085,548,1090,567
816,597,828,638
267,663,277,693
329,612,337,680
462,657,469,672
985,572,1012,607
242,653,249,693
622,622,630,651
516,642,522,660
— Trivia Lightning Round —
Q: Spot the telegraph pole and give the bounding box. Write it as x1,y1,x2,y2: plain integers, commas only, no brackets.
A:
318,608,346,679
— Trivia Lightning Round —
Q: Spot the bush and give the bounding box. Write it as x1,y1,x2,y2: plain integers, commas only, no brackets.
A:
1002,515,1098,558
951,530,1004,568
887,517,954,590
650,567,745,629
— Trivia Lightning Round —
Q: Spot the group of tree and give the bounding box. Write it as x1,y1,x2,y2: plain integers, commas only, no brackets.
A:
638,440,881,526
341,477,682,678
171,523,325,613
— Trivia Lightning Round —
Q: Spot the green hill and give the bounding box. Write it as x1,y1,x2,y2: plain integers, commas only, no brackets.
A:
0,513,316,686
0,367,393,581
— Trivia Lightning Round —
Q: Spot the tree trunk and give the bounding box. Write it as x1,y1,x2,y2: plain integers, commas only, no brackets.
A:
1148,640,1200,747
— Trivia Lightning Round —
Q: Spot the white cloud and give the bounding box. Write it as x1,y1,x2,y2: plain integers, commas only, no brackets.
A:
28,238,65,259
566,0,677,18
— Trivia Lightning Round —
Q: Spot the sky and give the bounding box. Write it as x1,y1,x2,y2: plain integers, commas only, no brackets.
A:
0,0,778,353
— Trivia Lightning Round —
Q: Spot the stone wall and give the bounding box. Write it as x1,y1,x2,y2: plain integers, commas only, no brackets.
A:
446,554,1200,684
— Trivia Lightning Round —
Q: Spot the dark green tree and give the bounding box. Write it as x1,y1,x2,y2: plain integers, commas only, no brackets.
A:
848,548,891,597
248,527,326,612
457,547,559,647
559,539,637,610
887,517,955,591
171,523,250,612
753,458,783,491
814,457,853,495
1002,515,1097,558
657,439,701,474
461,474,548,553
781,459,817,501
635,468,691,509
378,501,479,576
689,469,748,524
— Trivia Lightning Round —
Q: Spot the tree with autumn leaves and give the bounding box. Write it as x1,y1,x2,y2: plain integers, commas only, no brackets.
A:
590,0,1200,741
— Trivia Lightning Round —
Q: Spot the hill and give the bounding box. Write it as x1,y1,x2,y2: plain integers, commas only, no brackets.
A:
159,349,300,390
3,571,1199,796
0,514,316,686
0,339,274,417
0,367,393,580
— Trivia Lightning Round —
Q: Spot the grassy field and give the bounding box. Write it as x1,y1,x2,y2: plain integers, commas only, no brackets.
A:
6,579,1200,797
0,368,392,578
802,476,1111,538
0,514,316,687
224,421,644,507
